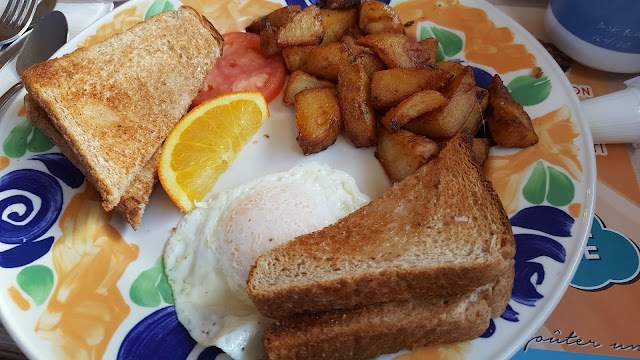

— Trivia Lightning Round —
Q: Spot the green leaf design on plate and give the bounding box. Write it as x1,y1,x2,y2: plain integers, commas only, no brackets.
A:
144,0,174,20
522,161,547,205
26,127,55,152
430,26,463,58
157,270,174,304
3,120,33,158
546,166,575,206
130,257,173,307
418,25,463,62
419,25,432,41
507,74,551,106
17,265,54,306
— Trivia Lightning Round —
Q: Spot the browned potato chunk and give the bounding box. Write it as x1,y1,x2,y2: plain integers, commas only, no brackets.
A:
298,43,349,82
283,71,335,104
370,67,453,111
435,60,465,76
375,127,440,182
380,90,447,131
337,61,377,147
341,36,386,76
322,0,361,9
247,5,302,33
282,46,313,72
420,38,439,65
295,88,342,154
476,87,489,113
487,74,538,147
404,66,477,139
460,100,484,136
355,33,433,68
321,8,358,44
457,87,488,136
277,5,324,47
472,138,490,165
358,0,404,35
259,25,281,56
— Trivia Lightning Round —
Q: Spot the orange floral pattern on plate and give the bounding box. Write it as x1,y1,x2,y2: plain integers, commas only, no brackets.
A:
35,186,139,360
182,0,281,33
485,105,582,215
395,0,536,73
80,6,145,48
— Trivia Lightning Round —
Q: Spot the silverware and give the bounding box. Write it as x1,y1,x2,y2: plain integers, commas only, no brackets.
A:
0,0,38,45
0,29,29,72
0,0,56,52
0,10,67,109
30,0,57,30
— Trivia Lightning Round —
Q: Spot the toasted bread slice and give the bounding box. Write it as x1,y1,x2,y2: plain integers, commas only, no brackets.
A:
247,130,515,318
24,94,158,229
21,6,223,211
263,265,514,360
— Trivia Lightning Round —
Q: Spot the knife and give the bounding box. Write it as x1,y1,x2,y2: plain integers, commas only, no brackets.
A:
0,31,31,73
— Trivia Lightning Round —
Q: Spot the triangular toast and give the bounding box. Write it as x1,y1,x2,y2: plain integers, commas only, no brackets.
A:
247,130,515,318
24,94,158,229
263,265,513,360
21,6,223,211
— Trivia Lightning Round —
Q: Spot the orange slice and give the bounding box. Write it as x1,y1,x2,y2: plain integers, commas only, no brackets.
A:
159,91,269,212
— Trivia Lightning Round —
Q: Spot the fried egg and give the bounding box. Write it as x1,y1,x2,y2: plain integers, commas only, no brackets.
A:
163,162,369,360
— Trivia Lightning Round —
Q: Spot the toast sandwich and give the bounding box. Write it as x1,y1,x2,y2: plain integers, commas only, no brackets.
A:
247,129,515,318
21,6,223,213
263,264,513,360
24,94,157,229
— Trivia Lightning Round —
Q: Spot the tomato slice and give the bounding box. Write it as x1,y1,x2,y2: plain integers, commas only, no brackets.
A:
191,32,287,107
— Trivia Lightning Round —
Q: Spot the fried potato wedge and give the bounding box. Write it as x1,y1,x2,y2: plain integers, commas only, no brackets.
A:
370,67,453,111
283,70,335,104
404,66,477,139
375,127,440,183
320,8,358,45
359,0,404,35
297,43,349,82
282,46,313,72
435,60,465,76
472,138,490,165
295,88,342,154
277,5,324,47
487,74,539,147
321,0,361,10
247,5,302,34
341,36,386,76
337,61,377,147
476,86,489,113
355,33,434,68
380,90,447,131
259,25,281,56
460,99,483,136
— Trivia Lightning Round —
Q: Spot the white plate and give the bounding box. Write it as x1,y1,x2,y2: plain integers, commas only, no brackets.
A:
0,0,596,359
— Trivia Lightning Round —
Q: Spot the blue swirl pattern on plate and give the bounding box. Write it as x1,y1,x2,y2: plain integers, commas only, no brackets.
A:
482,206,572,338
0,169,63,268
118,306,224,359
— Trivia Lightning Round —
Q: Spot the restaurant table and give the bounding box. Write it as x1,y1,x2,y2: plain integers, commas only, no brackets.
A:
0,0,638,359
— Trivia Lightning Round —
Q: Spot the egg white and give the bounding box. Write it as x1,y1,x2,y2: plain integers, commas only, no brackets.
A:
163,162,369,360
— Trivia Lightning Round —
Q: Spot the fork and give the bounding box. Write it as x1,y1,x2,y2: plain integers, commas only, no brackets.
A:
0,0,37,46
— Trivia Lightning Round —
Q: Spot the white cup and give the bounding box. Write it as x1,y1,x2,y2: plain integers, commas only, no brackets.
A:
581,77,640,144
544,0,640,74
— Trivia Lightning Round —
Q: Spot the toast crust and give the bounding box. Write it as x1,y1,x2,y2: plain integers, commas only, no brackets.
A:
24,94,158,229
247,130,515,318
21,6,223,211
263,268,514,360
